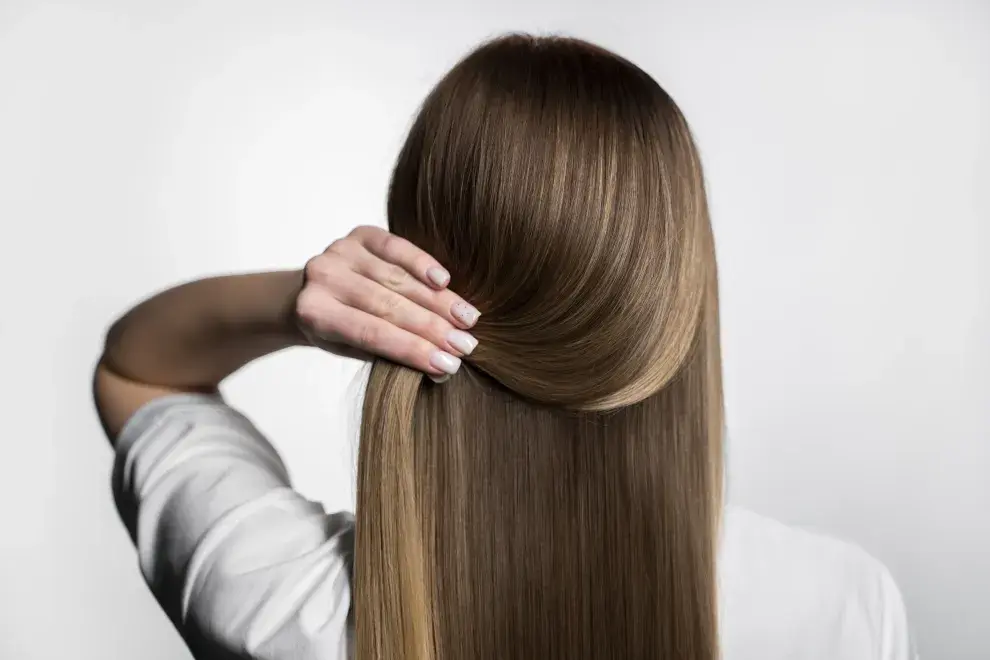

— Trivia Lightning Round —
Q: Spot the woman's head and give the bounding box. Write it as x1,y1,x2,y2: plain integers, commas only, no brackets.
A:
388,34,714,411
357,34,722,659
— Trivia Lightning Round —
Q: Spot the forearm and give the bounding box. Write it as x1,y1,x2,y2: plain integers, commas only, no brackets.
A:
100,269,308,390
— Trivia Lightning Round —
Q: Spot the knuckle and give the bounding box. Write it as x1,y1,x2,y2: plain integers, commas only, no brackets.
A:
306,254,339,283
356,322,380,351
429,317,450,342
384,264,408,289
303,256,324,280
380,232,401,259
295,290,325,330
375,291,403,319
349,225,380,244
325,238,352,258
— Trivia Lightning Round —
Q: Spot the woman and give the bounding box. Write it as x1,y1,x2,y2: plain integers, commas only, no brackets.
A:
94,35,915,659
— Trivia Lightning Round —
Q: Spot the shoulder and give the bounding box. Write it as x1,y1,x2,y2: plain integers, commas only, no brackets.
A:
718,506,916,660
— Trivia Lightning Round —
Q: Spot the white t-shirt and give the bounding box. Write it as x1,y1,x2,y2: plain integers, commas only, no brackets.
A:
113,394,918,660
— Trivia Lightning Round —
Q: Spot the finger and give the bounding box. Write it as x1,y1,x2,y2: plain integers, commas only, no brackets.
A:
307,295,461,376
349,225,451,289
352,249,482,330
334,268,478,358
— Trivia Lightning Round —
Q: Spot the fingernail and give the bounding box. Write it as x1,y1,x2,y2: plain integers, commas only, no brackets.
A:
426,267,450,288
451,301,480,327
428,373,450,384
446,329,478,355
430,350,461,375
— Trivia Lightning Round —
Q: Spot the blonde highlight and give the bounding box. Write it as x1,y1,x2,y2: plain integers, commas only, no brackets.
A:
356,34,723,659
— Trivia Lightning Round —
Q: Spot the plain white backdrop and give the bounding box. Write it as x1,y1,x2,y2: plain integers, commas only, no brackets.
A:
1,0,987,658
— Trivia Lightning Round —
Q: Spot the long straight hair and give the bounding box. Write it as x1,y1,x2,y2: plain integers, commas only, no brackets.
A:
356,34,723,660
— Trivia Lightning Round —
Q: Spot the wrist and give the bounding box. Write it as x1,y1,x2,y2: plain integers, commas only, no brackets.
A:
234,268,309,343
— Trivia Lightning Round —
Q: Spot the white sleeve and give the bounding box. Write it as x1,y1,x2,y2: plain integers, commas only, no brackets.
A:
875,564,919,660
113,394,354,660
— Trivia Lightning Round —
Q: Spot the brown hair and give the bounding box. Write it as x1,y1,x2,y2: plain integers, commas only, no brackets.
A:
356,34,723,659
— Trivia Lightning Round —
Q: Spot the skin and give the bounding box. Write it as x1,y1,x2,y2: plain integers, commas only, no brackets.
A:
93,225,480,442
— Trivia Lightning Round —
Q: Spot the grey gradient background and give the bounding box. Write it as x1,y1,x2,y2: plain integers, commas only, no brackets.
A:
1,1,988,658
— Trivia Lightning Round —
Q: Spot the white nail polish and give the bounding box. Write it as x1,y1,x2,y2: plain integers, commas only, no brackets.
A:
446,329,478,355
428,374,450,384
451,301,480,327
430,350,461,375
427,267,450,287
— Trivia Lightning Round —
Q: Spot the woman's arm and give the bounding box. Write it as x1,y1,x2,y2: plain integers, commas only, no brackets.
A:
93,269,308,439
94,225,480,441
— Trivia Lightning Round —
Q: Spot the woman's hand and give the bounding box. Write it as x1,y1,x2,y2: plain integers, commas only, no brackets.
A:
295,225,480,382
94,226,476,437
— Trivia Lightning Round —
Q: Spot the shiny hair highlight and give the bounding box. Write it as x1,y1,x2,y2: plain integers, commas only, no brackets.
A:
356,34,723,660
